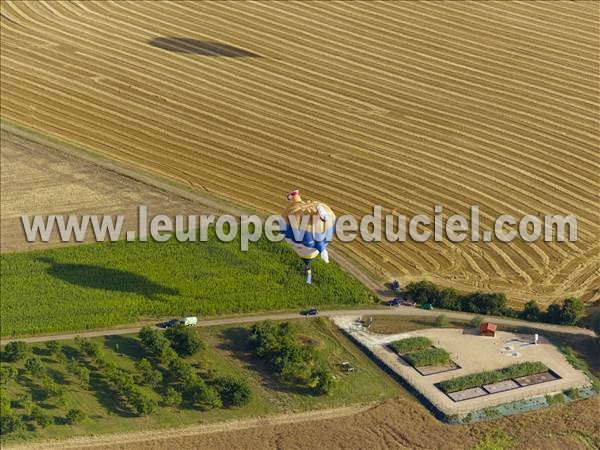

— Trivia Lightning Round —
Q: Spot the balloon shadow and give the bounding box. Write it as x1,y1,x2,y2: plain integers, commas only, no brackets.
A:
36,257,179,299
149,37,259,57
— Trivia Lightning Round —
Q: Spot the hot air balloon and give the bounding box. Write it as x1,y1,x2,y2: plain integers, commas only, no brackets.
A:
281,189,335,284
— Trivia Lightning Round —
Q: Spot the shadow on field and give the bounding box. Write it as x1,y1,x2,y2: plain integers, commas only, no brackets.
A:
149,37,259,57
36,257,179,299
105,335,144,361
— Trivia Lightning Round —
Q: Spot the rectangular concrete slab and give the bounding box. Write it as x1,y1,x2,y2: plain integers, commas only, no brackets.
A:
514,371,559,387
483,379,519,394
447,387,488,402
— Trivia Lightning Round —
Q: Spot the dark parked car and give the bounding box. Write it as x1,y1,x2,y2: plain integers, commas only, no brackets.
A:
301,308,319,316
159,319,179,329
387,299,401,307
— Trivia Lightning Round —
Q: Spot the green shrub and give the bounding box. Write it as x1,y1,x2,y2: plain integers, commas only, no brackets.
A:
167,357,196,384
24,357,46,378
214,376,252,407
165,325,204,357
389,337,432,354
30,405,53,428
128,388,157,416
435,314,449,328
135,358,163,387
16,393,33,414
520,300,541,322
310,367,336,395
439,361,547,393
0,413,25,434
139,327,171,357
65,408,86,424
3,341,29,362
162,387,182,407
564,387,579,400
545,393,566,406
405,348,451,367
45,340,62,356
185,380,222,410
0,366,17,384
469,315,485,328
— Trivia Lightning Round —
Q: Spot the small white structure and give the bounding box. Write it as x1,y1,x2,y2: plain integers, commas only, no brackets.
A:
181,316,198,326
534,333,539,345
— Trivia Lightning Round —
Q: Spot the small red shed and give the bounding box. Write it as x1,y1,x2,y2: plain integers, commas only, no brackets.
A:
479,322,497,337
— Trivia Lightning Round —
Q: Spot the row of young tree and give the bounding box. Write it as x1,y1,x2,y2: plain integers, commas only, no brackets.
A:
249,321,335,395
138,325,252,410
404,281,586,326
1,340,86,435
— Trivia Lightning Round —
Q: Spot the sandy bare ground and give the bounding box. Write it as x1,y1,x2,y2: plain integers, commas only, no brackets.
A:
1,1,598,305
336,321,590,416
0,130,219,252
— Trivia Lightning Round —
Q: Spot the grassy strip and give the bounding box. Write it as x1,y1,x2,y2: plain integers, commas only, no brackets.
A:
404,348,451,368
388,337,432,354
438,361,548,393
1,229,371,335
560,345,600,393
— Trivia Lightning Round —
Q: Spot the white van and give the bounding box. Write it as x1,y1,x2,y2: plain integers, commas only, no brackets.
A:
181,316,198,327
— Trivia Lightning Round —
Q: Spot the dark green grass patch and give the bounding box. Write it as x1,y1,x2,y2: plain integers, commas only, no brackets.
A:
1,229,371,336
404,348,451,368
389,337,432,354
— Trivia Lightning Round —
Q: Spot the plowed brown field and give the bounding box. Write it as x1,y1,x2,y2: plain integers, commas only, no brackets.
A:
1,1,599,306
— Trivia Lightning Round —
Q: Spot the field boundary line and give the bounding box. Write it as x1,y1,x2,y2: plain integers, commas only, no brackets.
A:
3,402,375,449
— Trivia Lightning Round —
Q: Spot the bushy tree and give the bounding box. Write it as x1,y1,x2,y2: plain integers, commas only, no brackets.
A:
162,387,182,407
30,405,53,428
24,357,46,378
138,327,170,357
65,408,86,424
128,389,157,416
460,292,507,315
545,303,563,324
214,377,251,407
0,413,24,434
521,300,541,322
310,367,335,395
75,337,103,359
135,358,163,387
165,325,204,357
168,357,196,384
16,392,33,414
559,297,584,325
4,341,29,362
435,314,449,328
160,346,178,366
404,281,440,304
0,366,18,384
185,380,222,410
45,340,62,357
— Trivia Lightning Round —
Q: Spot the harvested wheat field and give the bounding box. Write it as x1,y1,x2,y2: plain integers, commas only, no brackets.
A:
1,1,599,306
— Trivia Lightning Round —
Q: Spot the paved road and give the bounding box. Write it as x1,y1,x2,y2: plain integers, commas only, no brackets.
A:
1,308,595,346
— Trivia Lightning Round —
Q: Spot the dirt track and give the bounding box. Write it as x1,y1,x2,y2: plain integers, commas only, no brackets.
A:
1,1,598,306
1,308,594,346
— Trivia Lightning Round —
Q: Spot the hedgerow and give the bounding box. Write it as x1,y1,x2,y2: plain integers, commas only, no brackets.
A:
438,361,548,393
1,229,371,336
389,337,432,354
